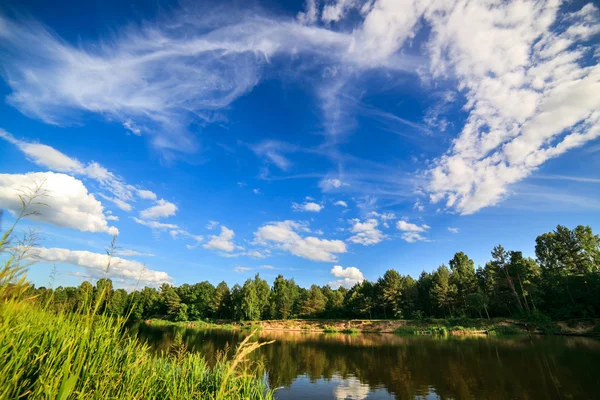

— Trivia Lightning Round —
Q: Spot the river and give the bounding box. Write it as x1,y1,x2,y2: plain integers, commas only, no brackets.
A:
130,323,600,399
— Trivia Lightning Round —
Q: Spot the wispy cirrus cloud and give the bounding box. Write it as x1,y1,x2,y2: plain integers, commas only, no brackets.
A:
0,4,418,158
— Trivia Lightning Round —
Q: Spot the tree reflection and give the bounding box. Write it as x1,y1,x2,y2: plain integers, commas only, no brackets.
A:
133,324,600,400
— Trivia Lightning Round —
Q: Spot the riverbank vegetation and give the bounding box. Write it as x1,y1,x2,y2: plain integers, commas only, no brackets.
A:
31,225,599,328
0,201,274,399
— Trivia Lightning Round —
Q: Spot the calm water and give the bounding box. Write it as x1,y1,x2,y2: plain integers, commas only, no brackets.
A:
130,324,600,400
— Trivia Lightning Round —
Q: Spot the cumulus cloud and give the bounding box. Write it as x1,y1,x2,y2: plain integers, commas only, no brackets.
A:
136,189,157,200
254,220,346,262
0,172,118,235
0,131,158,212
292,201,324,212
396,219,430,243
347,218,385,245
425,2,600,214
32,247,171,285
401,232,428,243
233,266,252,273
333,200,348,207
260,265,276,269
396,220,429,232
203,225,237,252
329,265,364,289
139,199,177,219
448,227,459,234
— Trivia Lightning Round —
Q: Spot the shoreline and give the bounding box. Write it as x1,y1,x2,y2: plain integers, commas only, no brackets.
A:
145,318,600,337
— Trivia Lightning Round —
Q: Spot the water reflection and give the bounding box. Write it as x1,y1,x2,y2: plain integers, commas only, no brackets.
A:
130,323,600,400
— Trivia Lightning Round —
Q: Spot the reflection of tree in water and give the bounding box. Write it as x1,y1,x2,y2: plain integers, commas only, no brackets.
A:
134,325,600,400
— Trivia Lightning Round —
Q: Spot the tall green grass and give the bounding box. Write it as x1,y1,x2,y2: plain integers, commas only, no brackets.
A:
0,189,275,400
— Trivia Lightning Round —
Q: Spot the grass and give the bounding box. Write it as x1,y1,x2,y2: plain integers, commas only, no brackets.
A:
148,319,238,331
0,191,275,400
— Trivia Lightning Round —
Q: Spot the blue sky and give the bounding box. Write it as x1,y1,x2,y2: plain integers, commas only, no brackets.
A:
0,0,599,290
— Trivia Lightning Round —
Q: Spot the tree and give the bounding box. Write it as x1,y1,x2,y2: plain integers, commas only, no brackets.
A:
94,278,113,313
271,275,299,319
431,265,456,316
211,281,231,319
108,288,128,317
322,285,345,318
161,284,182,320
378,270,402,318
449,252,477,314
300,285,326,317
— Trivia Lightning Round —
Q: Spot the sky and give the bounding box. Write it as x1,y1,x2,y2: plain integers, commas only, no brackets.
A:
0,0,599,291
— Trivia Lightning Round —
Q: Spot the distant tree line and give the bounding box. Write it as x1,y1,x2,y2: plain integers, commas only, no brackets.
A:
29,225,600,321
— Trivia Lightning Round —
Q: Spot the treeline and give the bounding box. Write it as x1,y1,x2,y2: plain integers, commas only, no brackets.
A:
31,224,600,321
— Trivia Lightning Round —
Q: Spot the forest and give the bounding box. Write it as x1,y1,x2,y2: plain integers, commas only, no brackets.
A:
32,224,600,323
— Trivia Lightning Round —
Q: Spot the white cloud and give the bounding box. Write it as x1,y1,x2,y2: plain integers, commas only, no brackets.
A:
233,266,252,273
203,225,237,252
292,201,324,212
0,171,118,235
246,249,268,259
347,218,385,245
251,140,296,171
319,178,350,191
396,220,429,233
166,227,204,248
139,199,177,219
260,265,276,269
0,129,84,172
254,220,346,262
333,200,348,207
322,0,359,24
205,220,219,230
401,232,428,243
123,119,142,136
329,265,364,289
136,189,157,200
297,0,320,25
118,249,155,257
369,211,396,221
413,201,424,212
133,217,178,230
106,215,119,221
397,219,430,243
425,2,600,214
0,131,159,212
448,227,459,234
32,247,171,286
